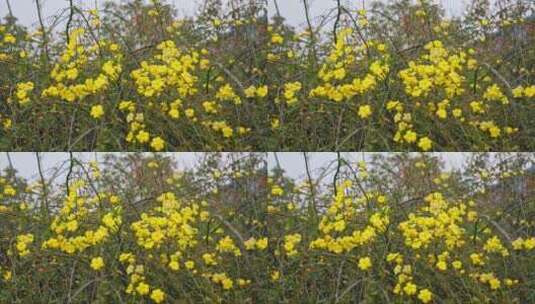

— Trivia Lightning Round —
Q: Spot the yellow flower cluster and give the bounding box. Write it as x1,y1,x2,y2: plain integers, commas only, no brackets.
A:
398,192,468,250
131,40,199,98
310,180,389,254
2,156,535,302
131,192,200,250
42,180,122,254
394,40,520,147
15,82,34,105
283,82,302,105
309,28,388,104
3,9,533,151
512,237,535,250
512,85,535,98
283,233,302,256
42,29,122,103
210,272,234,290
216,84,241,105
244,85,269,99
399,41,466,99
216,236,242,256
244,237,269,250
15,233,34,257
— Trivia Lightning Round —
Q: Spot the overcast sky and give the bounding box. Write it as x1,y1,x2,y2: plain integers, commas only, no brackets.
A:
0,152,202,181
1,0,475,29
1,152,470,183
268,152,469,181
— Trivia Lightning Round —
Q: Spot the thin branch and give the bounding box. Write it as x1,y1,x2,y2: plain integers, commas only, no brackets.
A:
66,0,75,44
35,0,50,65
214,62,246,92
333,152,342,196
35,152,50,220
272,0,281,19
66,152,74,194
333,0,342,43
302,0,318,64
335,279,362,303
5,0,14,20
5,152,14,172
303,152,318,219
482,62,512,91
273,152,282,171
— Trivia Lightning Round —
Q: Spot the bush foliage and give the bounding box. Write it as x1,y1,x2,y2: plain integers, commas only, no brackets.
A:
0,0,534,151
0,152,534,303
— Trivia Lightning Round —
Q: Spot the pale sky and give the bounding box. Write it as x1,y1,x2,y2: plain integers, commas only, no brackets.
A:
0,152,201,181
1,0,475,29
1,152,468,183
268,152,470,181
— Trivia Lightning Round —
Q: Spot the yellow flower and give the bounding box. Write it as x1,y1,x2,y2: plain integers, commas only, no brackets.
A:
150,289,165,303
256,237,268,250
90,257,105,271
185,261,195,269
257,85,268,98
4,34,16,44
136,131,150,143
470,253,484,266
271,270,280,281
169,260,180,271
283,82,302,105
418,289,433,303
358,105,373,119
271,118,280,129
3,186,16,196
244,86,257,98
221,277,233,290
109,195,120,205
525,86,535,97
3,271,12,281
136,282,150,295
418,137,433,151
244,238,256,250
185,109,195,118
15,81,34,105
436,260,447,271
150,137,165,151
524,238,535,250
452,108,462,118
271,34,284,44
489,278,501,290
358,256,372,271
436,108,447,119
222,126,233,138
403,282,417,295
488,126,501,138
90,105,105,119
16,234,34,257
400,131,416,145
284,233,301,256
202,253,218,266
271,185,284,196
512,86,524,98
512,238,524,250
168,108,180,119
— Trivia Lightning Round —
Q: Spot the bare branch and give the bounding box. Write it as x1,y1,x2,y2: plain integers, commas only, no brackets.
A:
303,152,318,219
35,152,50,220
35,0,50,65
